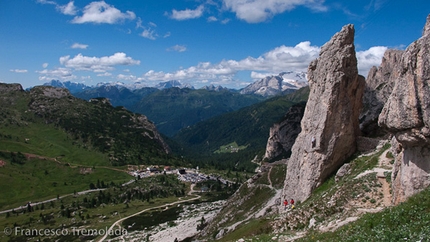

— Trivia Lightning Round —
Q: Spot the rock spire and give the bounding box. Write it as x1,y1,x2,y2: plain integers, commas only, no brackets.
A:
282,24,365,202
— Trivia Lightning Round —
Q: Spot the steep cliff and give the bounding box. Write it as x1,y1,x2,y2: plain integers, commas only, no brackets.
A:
360,49,403,135
282,24,365,202
264,102,305,160
378,15,430,204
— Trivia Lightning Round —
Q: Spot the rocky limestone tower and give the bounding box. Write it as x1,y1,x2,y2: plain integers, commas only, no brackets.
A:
360,49,404,135
264,103,305,160
378,15,430,205
282,24,365,202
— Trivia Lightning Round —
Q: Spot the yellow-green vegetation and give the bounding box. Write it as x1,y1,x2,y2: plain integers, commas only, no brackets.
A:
0,122,111,167
0,156,130,210
0,85,180,167
214,142,248,154
0,173,191,242
219,218,273,241
203,144,406,241
201,171,277,240
269,164,287,189
298,187,430,241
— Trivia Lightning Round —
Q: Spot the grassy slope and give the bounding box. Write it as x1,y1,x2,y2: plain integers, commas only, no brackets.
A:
0,122,110,166
0,158,130,210
212,144,430,242
0,85,169,211
299,187,430,241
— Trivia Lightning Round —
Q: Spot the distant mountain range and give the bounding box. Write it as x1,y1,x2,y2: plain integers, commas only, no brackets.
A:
41,72,308,136
43,79,195,92
42,71,308,96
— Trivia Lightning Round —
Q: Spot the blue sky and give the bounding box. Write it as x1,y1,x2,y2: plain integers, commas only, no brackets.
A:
1,0,429,89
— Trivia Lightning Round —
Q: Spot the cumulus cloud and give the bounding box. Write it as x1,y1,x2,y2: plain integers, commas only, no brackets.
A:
59,52,140,72
143,41,320,83
71,43,89,49
37,67,76,81
207,16,218,22
57,1,77,15
356,46,387,76
140,41,384,87
38,0,77,16
167,45,187,52
42,63,49,68
117,74,144,82
97,72,112,77
71,1,136,24
10,69,28,73
223,0,327,23
141,28,157,40
169,5,205,20
250,71,278,80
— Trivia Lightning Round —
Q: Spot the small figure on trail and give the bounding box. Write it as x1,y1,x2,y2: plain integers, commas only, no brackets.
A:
311,136,316,148
290,199,295,209
283,199,288,210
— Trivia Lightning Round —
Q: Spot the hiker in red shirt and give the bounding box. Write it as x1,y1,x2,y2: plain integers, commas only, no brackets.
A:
283,199,288,210
290,199,295,209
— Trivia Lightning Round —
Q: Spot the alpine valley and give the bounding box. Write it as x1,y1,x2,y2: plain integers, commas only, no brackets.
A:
1,15,430,242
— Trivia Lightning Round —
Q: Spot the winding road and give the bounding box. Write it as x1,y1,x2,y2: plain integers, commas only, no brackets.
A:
97,184,200,242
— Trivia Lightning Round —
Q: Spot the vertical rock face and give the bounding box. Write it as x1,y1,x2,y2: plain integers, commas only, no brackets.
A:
378,15,430,204
264,103,305,160
282,24,365,202
360,50,404,135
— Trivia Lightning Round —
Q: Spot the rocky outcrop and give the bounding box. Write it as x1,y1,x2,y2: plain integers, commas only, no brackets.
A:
0,83,24,93
360,50,403,135
378,15,430,204
282,24,365,202
264,102,305,160
31,85,72,99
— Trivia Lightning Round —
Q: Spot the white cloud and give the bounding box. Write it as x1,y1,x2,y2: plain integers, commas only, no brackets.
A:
117,74,144,82
59,52,140,72
207,16,218,22
164,32,171,38
141,43,386,87
223,0,327,23
42,63,49,68
221,18,231,24
97,72,112,77
37,68,76,81
250,71,278,80
167,45,187,52
57,1,77,15
36,0,56,6
71,1,136,24
141,28,157,40
38,0,77,15
71,43,89,49
356,46,387,76
10,69,28,73
169,5,204,20
142,41,320,84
